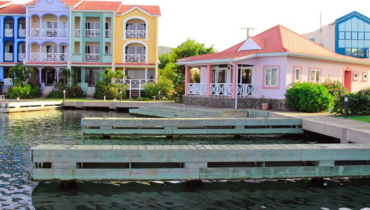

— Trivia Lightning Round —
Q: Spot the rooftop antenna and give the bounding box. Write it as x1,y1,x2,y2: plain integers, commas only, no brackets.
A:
241,27,254,38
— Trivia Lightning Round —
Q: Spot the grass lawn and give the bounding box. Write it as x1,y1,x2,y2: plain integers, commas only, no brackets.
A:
335,115,370,123
33,98,174,103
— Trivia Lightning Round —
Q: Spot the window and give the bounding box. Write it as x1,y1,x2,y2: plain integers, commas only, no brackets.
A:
363,73,368,81
126,23,146,31
294,67,301,82
353,72,359,81
264,67,279,87
310,69,320,83
85,45,100,54
126,46,145,55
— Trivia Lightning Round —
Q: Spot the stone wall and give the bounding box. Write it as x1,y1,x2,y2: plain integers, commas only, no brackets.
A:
183,96,286,111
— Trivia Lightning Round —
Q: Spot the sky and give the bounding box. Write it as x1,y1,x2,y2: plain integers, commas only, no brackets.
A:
12,0,370,51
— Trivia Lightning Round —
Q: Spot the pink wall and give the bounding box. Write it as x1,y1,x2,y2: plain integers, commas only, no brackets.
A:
286,57,370,93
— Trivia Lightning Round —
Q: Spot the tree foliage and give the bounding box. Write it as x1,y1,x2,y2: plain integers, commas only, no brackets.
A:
8,64,34,87
158,53,171,69
60,68,71,86
100,68,126,85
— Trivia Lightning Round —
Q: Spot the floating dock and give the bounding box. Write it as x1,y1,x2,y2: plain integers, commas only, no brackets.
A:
31,144,370,181
82,118,303,136
1,101,63,113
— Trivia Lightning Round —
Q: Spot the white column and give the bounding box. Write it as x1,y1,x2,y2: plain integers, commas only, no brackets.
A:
145,68,148,81
39,44,42,61
57,44,60,61
57,17,60,37
39,16,42,37
39,68,42,82
56,68,60,82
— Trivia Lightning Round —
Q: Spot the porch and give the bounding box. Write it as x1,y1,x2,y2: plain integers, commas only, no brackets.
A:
185,64,255,98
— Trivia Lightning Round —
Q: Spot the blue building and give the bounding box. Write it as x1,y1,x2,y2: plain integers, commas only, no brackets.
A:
303,11,370,59
0,2,26,85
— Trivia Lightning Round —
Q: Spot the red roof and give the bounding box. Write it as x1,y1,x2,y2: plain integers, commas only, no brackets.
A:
0,4,26,14
115,63,156,66
179,25,370,64
74,1,121,11
0,1,11,7
117,5,161,16
25,0,82,7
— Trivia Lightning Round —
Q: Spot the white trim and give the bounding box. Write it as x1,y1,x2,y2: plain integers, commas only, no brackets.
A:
310,69,321,83
239,66,254,85
71,64,111,67
264,67,279,87
0,1,12,9
123,16,148,41
123,40,148,63
294,67,301,82
237,38,262,51
115,65,155,68
26,63,67,67
116,6,160,17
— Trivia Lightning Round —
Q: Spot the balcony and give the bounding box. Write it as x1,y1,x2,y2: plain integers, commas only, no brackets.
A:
187,83,255,97
85,29,100,38
126,30,146,39
75,29,80,37
31,53,68,61
30,28,68,37
125,54,146,63
119,79,155,90
5,29,13,37
105,30,111,38
18,53,25,61
85,54,100,62
19,29,26,37
5,53,13,61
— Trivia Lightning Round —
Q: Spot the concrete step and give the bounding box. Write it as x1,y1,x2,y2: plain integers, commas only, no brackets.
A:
42,86,54,97
86,87,95,97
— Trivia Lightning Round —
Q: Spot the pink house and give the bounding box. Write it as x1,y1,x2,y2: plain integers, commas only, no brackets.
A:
177,25,370,110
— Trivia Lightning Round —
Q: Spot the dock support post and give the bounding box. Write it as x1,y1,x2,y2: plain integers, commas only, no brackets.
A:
166,135,174,139
311,178,324,187
59,181,78,188
103,135,111,139
234,135,241,139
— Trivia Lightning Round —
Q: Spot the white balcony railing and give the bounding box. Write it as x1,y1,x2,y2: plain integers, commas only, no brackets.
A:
75,29,80,37
31,53,68,61
187,83,207,95
41,28,58,37
126,30,146,39
125,54,146,63
85,29,100,38
31,28,40,36
85,54,100,62
5,29,13,37
105,30,111,38
210,83,233,96
5,53,13,61
18,53,25,61
119,79,155,90
19,29,26,37
187,83,255,97
58,29,68,37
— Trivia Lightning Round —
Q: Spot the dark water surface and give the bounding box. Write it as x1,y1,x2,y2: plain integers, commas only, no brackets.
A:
0,110,369,210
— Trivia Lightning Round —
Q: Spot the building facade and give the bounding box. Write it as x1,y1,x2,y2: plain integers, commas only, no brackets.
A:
0,0,160,98
178,25,370,110
303,11,370,59
0,1,26,91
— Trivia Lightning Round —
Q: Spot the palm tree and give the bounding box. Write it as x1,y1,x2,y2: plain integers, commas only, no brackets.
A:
60,68,71,86
8,64,34,87
100,68,126,84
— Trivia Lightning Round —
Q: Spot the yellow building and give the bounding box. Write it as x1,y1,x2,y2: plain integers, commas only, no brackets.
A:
114,5,161,98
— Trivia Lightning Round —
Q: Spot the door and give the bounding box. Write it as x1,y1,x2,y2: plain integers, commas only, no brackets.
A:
344,71,352,92
86,69,100,86
238,68,253,96
42,69,55,85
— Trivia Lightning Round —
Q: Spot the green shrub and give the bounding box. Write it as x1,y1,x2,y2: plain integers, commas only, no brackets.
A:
48,90,63,98
143,77,174,99
285,82,334,113
30,87,40,98
94,81,127,99
27,78,41,88
66,86,84,98
137,97,150,101
333,90,370,115
193,72,200,83
8,84,32,99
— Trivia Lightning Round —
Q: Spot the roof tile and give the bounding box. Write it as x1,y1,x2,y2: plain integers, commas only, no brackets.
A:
74,1,121,11
0,1,11,7
25,0,82,7
117,5,161,16
0,4,26,14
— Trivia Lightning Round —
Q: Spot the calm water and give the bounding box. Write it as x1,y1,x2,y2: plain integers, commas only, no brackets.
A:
0,110,369,210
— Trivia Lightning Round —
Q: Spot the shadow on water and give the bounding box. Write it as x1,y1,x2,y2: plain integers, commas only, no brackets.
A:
32,179,370,210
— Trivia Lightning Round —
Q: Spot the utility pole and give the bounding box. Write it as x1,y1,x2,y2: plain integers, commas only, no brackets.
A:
241,27,254,38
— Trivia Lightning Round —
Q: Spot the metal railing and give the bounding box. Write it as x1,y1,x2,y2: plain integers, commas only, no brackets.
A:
5,29,13,37
18,53,25,61
85,54,100,62
19,29,26,37
75,29,80,37
125,54,146,63
5,53,13,61
187,83,207,95
85,29,100,38
30,28,69,37
41,28,58,37
105,30,111,38
126,30,146,39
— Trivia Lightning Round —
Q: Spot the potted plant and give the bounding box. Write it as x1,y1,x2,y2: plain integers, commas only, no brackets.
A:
260,95,269,110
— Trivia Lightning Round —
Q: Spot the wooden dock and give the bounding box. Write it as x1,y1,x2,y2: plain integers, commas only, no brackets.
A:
31,144,370,181
1,101,63,113
82,118,303,136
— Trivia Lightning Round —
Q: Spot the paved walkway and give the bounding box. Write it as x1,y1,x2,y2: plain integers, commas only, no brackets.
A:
270,112,370,143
